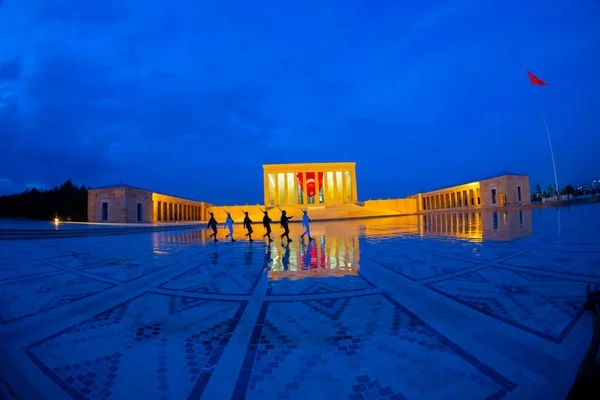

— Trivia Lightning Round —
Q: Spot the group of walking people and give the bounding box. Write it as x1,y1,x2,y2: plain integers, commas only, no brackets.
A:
206,208,313,243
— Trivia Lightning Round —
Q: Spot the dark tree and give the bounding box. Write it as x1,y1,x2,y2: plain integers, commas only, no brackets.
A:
0,180,88,221
536,184,542,196
562,184,575,199
546,184,555,199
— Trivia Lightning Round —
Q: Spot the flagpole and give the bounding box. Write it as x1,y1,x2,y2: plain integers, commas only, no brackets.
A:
537,95,560,198
524,66,560,198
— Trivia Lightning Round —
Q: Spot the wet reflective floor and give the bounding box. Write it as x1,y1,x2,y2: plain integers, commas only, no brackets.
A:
1,203,600,399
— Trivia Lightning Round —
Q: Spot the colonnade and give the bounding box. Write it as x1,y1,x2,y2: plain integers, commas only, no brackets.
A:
420,185,481,212
263,162,358,206
154,201,208,222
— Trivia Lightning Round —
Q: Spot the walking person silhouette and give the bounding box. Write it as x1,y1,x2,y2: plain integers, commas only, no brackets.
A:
243,211,254,242
300,209,313,241
224,212,235,242
279,209,293,242
207,212,218,242
262,210,273,242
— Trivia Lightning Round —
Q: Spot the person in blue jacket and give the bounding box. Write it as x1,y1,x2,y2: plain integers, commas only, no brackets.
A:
224,212,235,242
300,209,313,241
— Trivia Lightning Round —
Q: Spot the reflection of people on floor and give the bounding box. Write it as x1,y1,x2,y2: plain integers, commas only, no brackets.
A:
207,213,218,242
243,211,254,242
300,210,313,241
245,247,253,266
210,251,219,266
279,210,293,242
224,212,235,242
264,241,273,267
301,240,312,270
568,285,600,399
281,242,291,271
262,210,273,242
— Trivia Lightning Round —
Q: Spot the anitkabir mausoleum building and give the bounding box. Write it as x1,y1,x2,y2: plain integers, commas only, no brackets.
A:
87,162,531,223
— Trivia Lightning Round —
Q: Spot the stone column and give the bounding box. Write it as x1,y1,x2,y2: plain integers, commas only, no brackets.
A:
274,173,279,206
321,170,328,204
342,171,348,203
350,170,358,202
263,171,269,206
284,173,289,206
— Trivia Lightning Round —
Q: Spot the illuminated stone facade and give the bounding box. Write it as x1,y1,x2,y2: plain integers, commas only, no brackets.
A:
409,174,531,213
263,162,358,206
88,184,211,223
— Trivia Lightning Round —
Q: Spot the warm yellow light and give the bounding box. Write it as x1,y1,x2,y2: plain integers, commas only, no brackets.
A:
54,218,59,224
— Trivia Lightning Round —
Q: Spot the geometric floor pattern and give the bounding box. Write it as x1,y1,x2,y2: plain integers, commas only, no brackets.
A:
426,267,590,342
0,273,114,324
501,249,600,278
159,249,264,295
372,251,479,281
235,294,516,399
24,292,246,399
2,203,600,400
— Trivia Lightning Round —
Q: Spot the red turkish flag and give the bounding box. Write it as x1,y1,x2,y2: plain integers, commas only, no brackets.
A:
297,172,324,197
526,71,548,86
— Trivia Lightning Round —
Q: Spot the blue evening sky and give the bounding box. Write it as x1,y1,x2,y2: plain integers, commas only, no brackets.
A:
1,0,599,205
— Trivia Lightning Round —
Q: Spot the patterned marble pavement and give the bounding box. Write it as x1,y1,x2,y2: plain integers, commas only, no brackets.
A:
1,273,114,324
0,258,61,282
82,257,180,282
370,251,480,281
234,294,515,400
2,206,600,399
25,292,246,399
425,267,590,342
159,246,265,295
501,249,600,278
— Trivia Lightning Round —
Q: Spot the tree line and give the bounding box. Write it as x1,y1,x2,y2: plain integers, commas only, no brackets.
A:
0,180,88,222
531,183,597,202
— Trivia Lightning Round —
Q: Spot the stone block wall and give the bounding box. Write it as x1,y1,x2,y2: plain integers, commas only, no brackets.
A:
87,187,129,222
480,175,531,208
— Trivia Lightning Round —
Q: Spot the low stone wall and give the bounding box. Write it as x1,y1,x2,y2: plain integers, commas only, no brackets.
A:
363,198,418,215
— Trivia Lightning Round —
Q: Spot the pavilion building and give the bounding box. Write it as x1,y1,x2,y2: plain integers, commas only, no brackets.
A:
87,184,210,223
86,163,531,223
263,162,358,206
408,173,530,212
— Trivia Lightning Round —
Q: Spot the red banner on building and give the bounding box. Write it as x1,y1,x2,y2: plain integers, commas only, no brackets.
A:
297,172,324,197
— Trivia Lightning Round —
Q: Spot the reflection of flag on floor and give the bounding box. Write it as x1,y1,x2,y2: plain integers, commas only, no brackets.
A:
526,70,548,86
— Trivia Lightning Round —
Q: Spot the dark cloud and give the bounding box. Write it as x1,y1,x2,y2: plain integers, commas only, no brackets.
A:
36,0,123,24
0,49,279,196
0,57,22,81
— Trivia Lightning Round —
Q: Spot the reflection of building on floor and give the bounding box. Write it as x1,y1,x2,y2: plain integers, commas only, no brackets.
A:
151,229,215,252
263,162,358,206
418,209,532,241
409,174,531,212
361,215,420,238
88,184,211,223
268,234,360,281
